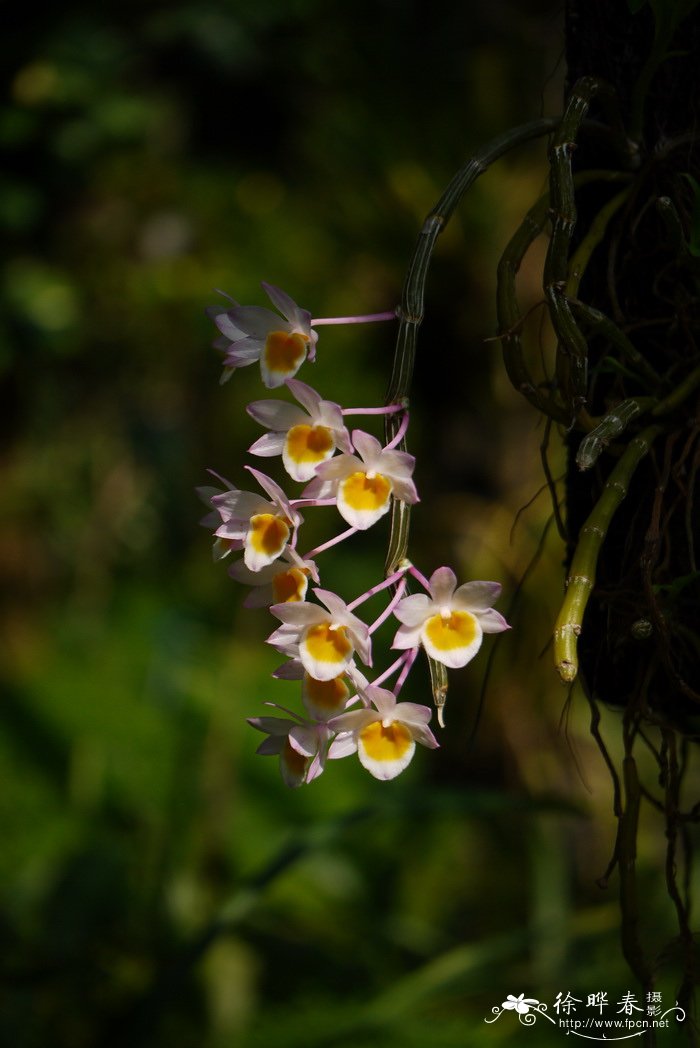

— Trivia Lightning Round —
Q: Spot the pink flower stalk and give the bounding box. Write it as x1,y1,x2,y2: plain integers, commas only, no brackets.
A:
207,283,318,388
392,566,509,669
247,379,352,482
267,588,372,681
328,685,438,780
210,467,302,572
302,430,418,530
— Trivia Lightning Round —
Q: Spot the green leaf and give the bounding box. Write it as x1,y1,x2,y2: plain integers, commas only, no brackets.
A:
627,0,648,12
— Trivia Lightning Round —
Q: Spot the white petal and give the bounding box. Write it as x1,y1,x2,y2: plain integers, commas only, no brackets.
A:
270,601,328,627
391,622,423,650
428,566,458,605
223,337,263,364
376,448,416,479
393,700,433,727
393,592,432,627
227,304,285,338
475,608,510,634
407,722,440,749
299,475,335,500
452,580,502,612
262,282,308,329
351,429,382,466
246,467,300,524
247,398,307,431
389,476,419,505
285,378,323,416
364,685,396,719
312,453,359,481
210,309,246,341
248,432,286,457
328,733,358,759
328,708,378,734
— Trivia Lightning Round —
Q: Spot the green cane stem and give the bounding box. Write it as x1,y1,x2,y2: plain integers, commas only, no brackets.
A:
498,172,632,424
544,77,627,411
383,117,558,576
383,118,558,717
568,299,662,386
554,424,662,683
576,397,656,470
565,185,633,299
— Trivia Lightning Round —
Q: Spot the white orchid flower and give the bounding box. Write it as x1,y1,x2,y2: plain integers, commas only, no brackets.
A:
328,685,438,780
211,467,302,572
247,379,352,482
267,588,372,681
392,566,509,669
207,283,318,388
302,429,418,530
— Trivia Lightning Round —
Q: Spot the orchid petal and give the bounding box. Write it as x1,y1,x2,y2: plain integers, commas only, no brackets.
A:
428,566,458,605
393,592,432,627
452,580,503,612
475,608,511,634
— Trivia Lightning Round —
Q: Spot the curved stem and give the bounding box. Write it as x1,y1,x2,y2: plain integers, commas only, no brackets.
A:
383,116,559,577
553,424,662,683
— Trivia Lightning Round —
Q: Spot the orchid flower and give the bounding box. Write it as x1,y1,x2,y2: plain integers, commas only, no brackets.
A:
210,467,302,572
392,566,509,668
302,430,418,529
267,588,372,681
197,479,245,561
329,685,438,780
247,379,352,482
248,709,355,788
228,546,319,608
207,283,317,388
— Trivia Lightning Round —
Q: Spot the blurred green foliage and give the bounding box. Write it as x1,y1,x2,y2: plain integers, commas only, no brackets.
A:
1,1,696,1045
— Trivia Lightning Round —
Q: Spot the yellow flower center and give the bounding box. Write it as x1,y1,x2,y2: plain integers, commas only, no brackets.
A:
303,673,349,711
285,424,334,464
340,471,391,511
272,567,308,602
360,720,412,761
424,610,478,651
248,513,290,556
304,623,352,665
264,330,309,374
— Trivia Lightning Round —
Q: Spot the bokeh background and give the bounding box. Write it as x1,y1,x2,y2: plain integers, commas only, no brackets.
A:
2,2,696,1045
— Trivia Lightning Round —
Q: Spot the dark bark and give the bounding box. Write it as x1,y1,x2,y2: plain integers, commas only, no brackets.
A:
563,2,700,730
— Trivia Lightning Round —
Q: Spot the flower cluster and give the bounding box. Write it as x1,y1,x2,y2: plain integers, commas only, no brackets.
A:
201,284,509,786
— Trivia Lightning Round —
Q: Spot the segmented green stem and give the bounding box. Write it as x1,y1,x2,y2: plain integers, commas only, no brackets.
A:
568,299,662,385
565,185,633,299
382,118,557,717
497,193,570,422
383,117,557,575
554,424,662,683
544,77,625,411
576,397,655,470
497,170,632,423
